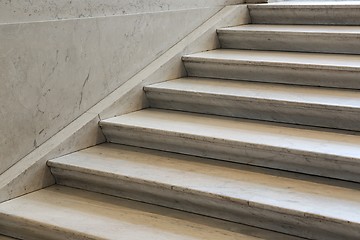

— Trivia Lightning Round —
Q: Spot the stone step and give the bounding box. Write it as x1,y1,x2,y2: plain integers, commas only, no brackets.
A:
268,0,360,2
248,2,360,25
182,49,360,89
144,77,360,131
0,236,17,240
0,185,298,240
99,108,360,182
217,24,360,54
48,143,360,240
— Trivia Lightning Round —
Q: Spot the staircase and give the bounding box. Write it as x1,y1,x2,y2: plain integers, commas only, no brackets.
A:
1,2,360,240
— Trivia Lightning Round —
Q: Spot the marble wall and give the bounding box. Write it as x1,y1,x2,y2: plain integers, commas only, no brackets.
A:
0,1,244,175
0,0,244,23
0,5,250,202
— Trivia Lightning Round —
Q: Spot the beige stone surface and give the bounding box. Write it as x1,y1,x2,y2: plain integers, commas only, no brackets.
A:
48,143,360,239
184,49,360,68
0,236,17,240
249,1,360,25
50,143,360,222
0,0,244,23
145,77,360,130
218,24,360,54
0,185,302,240
0,113,105,202
0,7,220,176
100,108,360,182
183,49,360,89
0,5,250,203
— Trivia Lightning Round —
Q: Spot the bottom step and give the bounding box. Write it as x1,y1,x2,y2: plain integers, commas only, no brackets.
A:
0,186,301,240
0,236,17,240
48,144,360,240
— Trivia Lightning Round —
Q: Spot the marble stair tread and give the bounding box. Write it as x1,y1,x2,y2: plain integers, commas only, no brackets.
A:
251,0,360,8
182,49,360,89
48,144,360,239
253,1,360,6
99,109,360,182
100,108,360,159
145,77,360,109
0,236,17,240
248,2,360,25
0,186,298,240
144,77,360,130
217,25,360,54
218,24,360,34
183,49,360,69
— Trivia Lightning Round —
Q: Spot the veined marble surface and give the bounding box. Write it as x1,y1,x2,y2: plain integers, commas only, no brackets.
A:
0,0,244,24
0,7,221,175
145,77,360,131
248,2,360,25
0,5,250,202
100,108,360,182
48,144,360,239
0,186,303,239
183,49,360,89
0,236,16,240
217,24,360,54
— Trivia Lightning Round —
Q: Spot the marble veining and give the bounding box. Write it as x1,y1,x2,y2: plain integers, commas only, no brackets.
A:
217,24,360,54
144,77,360,131
0,5,249,203
49,144,360,223
146,77,360,107
183,49,360,68
183,49,360,89
47,144,360,239
0,7,220,175
0,185,302,239
249,2,360,25
100,108,360,182
0,236,16,240
0,0,244,24
101,109,360,157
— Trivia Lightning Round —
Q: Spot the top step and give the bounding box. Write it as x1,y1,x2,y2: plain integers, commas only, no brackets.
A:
249,1,360,25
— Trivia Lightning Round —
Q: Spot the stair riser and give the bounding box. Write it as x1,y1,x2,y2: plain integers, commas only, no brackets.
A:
218,31,360,54
50,167,360,240
183,60,360,89
249,7,360,25
99,123,360,182
145,90,360,131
